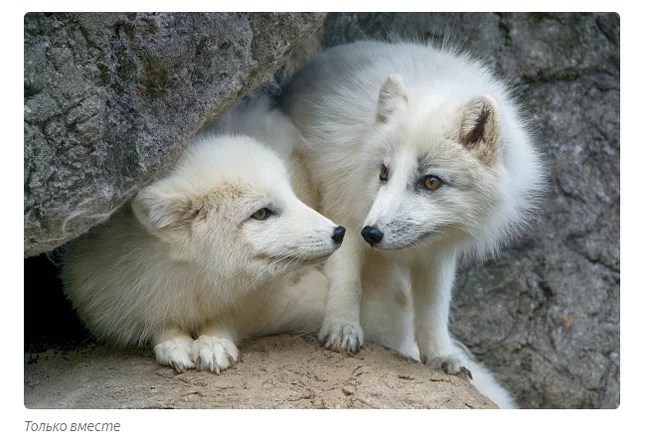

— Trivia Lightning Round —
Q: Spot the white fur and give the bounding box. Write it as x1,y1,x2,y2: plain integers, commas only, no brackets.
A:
63,96,343,373
278,40,545,408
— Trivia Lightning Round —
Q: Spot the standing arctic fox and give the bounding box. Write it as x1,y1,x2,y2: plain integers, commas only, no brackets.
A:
279,40,544,408
63,96,346,373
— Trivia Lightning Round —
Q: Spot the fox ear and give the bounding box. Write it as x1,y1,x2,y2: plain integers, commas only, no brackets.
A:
132,186,193,233
376,74,409,123
459,94,501,165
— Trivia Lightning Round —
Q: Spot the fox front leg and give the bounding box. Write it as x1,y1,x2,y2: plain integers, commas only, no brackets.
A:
319,233,365,353
152,327,195,373
411,250,472,379
193,323,239,374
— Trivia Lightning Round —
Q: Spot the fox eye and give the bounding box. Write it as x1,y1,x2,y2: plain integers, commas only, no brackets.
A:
379,164,389,181
422,175,443,191
251,208,272,220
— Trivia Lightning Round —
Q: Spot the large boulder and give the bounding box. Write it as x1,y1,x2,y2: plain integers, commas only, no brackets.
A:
310,12,619,409
24,12,325,257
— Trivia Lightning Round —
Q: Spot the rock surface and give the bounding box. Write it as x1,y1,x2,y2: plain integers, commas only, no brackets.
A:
24,335,496,409
24,12,325,257
306,13,619,409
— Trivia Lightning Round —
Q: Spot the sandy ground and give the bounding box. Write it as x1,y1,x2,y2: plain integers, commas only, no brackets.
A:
24,334,497,409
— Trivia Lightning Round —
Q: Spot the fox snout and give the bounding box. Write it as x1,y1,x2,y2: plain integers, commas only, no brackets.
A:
332,226,346,244
361,225,384,246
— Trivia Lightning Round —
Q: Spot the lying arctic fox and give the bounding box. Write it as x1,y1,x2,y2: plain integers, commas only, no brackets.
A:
278,40,545,408
63,96,346,373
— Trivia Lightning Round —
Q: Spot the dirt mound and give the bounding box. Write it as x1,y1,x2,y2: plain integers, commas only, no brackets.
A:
24,335,496,409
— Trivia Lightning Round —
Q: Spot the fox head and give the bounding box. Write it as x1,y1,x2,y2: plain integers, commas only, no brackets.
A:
360,73,516,257
132,135,344,289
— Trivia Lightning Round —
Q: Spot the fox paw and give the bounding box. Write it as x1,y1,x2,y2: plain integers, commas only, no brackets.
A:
154,336,195,373
426,355,473,380
319,319,364,353
192,336,239,373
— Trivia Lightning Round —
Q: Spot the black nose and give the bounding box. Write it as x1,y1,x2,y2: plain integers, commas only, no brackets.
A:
331,226,346,244
361,226,384,245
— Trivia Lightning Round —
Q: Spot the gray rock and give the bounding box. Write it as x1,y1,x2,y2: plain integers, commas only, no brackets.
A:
24,12,325,257
308,12,619,408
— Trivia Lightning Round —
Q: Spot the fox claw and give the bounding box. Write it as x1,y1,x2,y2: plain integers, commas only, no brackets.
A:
319,320,364,353
427,355,473,381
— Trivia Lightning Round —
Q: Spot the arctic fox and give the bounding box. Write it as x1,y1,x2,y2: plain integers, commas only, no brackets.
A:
62,96,346,374
278,40,545,408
